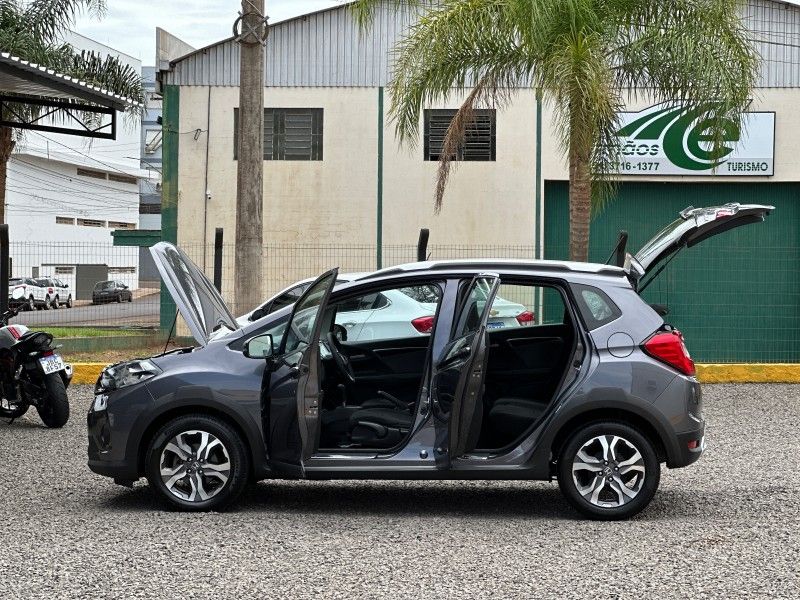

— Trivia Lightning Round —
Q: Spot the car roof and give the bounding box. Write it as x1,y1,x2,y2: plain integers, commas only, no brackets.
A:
355,259,626,280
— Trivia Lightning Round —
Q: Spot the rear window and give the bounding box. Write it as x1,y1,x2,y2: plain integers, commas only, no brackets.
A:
95,281,114,290
571,284,621,329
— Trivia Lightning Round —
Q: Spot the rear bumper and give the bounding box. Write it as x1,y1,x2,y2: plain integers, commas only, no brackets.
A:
668,423,706,469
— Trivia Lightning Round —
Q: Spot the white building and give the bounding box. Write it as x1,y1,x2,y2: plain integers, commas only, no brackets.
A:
6,31,147,294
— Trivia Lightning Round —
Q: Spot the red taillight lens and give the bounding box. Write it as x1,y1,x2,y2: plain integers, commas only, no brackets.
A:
643,330,695,376
42,350,54,357
411,315,435,334
515,311,535,326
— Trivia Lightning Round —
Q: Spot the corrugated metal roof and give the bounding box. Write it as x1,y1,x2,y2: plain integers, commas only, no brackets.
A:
0,52,140,109
160,0,800,89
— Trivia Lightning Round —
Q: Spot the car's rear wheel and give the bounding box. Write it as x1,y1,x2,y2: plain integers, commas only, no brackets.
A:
66,295,73,308
116,294,122,303
557,422,660,520
145,415,249,512
26,296,35,311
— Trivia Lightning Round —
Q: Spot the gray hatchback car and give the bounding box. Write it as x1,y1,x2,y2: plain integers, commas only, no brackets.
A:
87,203,772,519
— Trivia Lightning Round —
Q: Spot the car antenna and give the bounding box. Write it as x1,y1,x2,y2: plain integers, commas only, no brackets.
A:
163,309,179,354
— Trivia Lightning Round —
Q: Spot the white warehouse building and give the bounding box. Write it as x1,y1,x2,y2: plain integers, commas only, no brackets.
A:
7,31,147,296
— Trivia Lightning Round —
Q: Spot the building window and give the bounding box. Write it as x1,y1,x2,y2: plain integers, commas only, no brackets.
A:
55,216,74,225
108,267,136,274
139,203,161,214
76,167,107,180
108,173,138,185
54,266,74,275
235,108,324,161
77,218,106,227
424,109,496,161
108,221,136,230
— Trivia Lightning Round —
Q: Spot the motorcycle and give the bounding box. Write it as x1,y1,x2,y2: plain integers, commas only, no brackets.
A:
0,287,72,427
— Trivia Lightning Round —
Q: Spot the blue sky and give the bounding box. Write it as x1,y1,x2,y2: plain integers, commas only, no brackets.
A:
75,1,345,64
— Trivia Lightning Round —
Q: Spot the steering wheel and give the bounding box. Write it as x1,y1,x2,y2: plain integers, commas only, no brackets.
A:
326,331,356,383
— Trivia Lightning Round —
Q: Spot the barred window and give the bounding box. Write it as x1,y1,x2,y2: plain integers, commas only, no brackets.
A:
139,203,161,214
77,218,105,227
109,173,138,185
235,108,323,161
54,266,74,275
108,267,136,274
55,216,74,225
108,221,136,230
424,109,496,162
77,168,107,180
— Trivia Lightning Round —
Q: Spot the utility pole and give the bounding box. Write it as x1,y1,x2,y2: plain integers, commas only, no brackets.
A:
233,0,267,315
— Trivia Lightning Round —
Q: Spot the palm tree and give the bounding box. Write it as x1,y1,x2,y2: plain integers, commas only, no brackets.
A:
0,0,145,223
353,0,758,261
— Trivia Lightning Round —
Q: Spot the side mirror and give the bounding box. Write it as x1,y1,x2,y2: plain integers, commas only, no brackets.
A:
244,334,274,359
10,287,25,300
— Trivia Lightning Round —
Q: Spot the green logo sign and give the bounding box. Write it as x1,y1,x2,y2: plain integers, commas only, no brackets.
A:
612,103,774,176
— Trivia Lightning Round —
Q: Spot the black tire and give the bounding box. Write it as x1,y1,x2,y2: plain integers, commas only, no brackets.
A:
145,414,249,512
26,296,35,311
52,296,60,309
36,373,70,428
127,294,133,303
116,294,122,303
43,295,51,310
557,421,660,521
66,295,73,308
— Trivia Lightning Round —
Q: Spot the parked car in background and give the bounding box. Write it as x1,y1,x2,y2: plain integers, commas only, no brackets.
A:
92,280,132,304
35,277,73,309
9,277,47,311
238,275,533,341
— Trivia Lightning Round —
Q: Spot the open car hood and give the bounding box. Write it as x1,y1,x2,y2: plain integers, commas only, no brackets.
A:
150,242,239,346
628,203,774,289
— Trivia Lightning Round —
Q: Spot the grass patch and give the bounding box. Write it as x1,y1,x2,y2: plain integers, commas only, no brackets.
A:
49,327,153,338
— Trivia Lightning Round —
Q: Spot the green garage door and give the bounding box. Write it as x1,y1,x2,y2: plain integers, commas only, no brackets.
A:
544,181,800,363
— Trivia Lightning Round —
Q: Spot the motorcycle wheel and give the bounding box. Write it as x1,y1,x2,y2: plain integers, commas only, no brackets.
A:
36,373,69,429
0,396,29,420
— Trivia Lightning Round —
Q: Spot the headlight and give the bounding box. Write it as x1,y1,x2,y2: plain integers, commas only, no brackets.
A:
97,359,161,392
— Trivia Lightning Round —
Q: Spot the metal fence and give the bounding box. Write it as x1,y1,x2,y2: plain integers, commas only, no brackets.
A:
6,241,798,364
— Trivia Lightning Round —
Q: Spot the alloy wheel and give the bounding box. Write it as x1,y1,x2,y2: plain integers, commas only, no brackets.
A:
159,430,231,502
571,434,645,508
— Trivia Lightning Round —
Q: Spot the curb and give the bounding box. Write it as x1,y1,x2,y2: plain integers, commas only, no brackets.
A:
68,362,800,386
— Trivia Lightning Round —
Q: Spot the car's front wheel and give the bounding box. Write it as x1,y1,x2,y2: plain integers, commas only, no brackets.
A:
52,296,60,309
557,422,660,520
43,295,51,310
26,296,35,311
145,415,249,511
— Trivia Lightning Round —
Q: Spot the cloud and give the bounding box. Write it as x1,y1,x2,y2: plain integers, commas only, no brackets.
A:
74,0,346,65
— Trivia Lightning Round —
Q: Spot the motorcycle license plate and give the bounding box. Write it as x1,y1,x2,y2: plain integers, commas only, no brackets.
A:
39,354,66,375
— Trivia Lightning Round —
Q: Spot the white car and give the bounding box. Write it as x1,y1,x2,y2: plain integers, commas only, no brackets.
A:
240,276,534,342
9,277,48,311
36,277,73,309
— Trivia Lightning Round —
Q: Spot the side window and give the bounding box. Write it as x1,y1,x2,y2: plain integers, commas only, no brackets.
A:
271,285,306,313
571,284,621,330
485,283,567,330
332,284,442,342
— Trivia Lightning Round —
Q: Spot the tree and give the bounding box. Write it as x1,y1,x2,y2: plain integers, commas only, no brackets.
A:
353,0,758,261
0,0,145,223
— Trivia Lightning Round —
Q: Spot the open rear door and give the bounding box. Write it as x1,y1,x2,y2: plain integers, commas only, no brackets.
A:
628,203,774,291
265,268,338,474
430,274,499,468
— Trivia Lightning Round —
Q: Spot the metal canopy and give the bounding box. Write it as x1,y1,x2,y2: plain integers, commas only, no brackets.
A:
0,51,139,139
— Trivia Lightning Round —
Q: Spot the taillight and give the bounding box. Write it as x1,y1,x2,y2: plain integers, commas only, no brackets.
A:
515,311,535,326
411,316,435,334
643,330,695,376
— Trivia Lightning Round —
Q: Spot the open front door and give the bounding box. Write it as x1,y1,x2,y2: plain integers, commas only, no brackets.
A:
430,274,499,468
265,268,338,474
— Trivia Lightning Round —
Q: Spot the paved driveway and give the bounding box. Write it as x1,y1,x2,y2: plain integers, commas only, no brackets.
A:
0,384,798,599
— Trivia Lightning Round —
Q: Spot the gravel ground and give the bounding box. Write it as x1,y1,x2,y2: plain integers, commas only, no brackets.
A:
1,384,799,599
